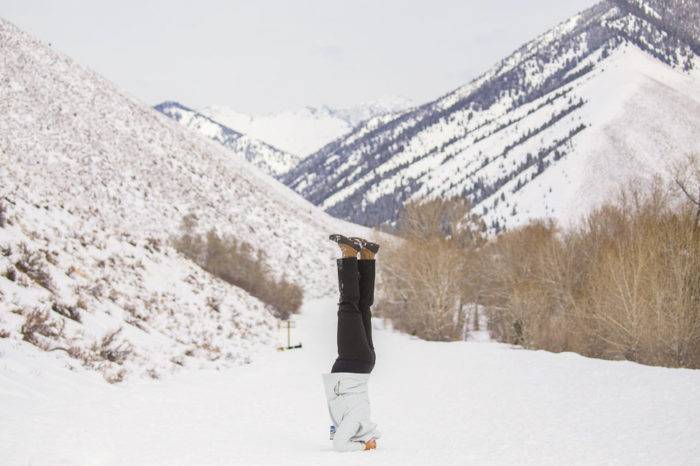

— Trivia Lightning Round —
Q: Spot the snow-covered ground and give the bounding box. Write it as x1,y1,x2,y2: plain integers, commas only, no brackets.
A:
3,296,699,466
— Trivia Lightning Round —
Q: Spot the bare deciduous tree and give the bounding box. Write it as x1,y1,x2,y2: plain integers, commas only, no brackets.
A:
482,181,700,369
377,198,485,341
672,153,700,232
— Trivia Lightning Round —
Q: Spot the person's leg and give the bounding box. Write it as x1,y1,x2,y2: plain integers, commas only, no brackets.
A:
331,256,374,374
357,258,376,371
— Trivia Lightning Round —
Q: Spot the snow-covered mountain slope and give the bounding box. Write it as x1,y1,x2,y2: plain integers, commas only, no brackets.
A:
200,96,413,156
0,17,368,381
283,0,700,231
3,297,700,465
153,101,300,178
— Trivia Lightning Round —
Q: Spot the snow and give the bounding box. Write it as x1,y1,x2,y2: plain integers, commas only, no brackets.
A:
502,45,700,230
201,96,413,156
283,1,700,231
3,296,700,466
0,16,372,380
153,102,301,177
1,8,699,463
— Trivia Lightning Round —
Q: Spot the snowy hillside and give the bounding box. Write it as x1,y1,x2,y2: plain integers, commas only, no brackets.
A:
0,17,367,381
3,297,700,465
153,102,300,178
283,0,700,231
200,96,413,156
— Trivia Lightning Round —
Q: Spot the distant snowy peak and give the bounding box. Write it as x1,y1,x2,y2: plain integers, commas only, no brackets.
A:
325,95,416,126
200,96,413,156
154,101,299,178
283,0,700,231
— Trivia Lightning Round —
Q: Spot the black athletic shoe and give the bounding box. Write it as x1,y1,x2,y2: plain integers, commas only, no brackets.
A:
350,237,380,254
329,234,363,252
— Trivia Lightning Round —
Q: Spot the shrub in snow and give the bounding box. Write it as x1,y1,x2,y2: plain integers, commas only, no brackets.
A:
3,267,17,282
15,244,54,292
51,302,81,323
20,310,65,349
92,329,132,365
0,200,8,228
172,216,304,320
104,368,126,384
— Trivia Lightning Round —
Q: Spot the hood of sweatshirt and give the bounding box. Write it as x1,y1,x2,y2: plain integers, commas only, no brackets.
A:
322,372,370,401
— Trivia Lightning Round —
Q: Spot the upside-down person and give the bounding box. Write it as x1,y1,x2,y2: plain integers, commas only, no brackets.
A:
323,234,381,452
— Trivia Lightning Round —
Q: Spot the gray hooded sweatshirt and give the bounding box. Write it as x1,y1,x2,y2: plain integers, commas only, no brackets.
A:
322,372,381,452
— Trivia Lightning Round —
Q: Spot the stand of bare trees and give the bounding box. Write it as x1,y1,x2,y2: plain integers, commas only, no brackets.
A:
376,155,700,369
375,199,485,341
482,181,700,368
172,214,303,320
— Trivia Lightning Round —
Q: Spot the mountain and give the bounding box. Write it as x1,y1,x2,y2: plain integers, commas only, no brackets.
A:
153,101,300,178
283,0,700,231
0,17,366,381
200,96,413,156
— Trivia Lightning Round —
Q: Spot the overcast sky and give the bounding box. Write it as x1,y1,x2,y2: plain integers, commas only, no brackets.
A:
4,0,596,113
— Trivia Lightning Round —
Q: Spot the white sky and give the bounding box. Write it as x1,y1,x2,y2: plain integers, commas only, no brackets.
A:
3,0,597,113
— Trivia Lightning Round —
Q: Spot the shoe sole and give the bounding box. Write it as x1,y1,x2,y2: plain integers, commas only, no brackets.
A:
329,234,362,252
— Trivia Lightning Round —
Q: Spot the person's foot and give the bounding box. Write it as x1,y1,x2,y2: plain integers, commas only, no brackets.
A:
350,237,380,259
329,234,362,258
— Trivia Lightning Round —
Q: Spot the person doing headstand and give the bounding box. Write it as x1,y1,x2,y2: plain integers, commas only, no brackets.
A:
322,234,381,452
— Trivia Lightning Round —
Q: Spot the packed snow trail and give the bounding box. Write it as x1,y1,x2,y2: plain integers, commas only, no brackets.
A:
2,297,700,465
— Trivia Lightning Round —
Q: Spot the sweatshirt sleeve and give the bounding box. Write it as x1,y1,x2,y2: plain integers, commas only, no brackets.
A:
332,419,365,452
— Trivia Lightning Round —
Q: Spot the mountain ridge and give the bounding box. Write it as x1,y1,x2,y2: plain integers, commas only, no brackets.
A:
153,101,300,177
283,0,700,231
199,96,413,156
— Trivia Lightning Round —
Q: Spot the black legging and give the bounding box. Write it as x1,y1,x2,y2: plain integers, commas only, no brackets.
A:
331,257,376,374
